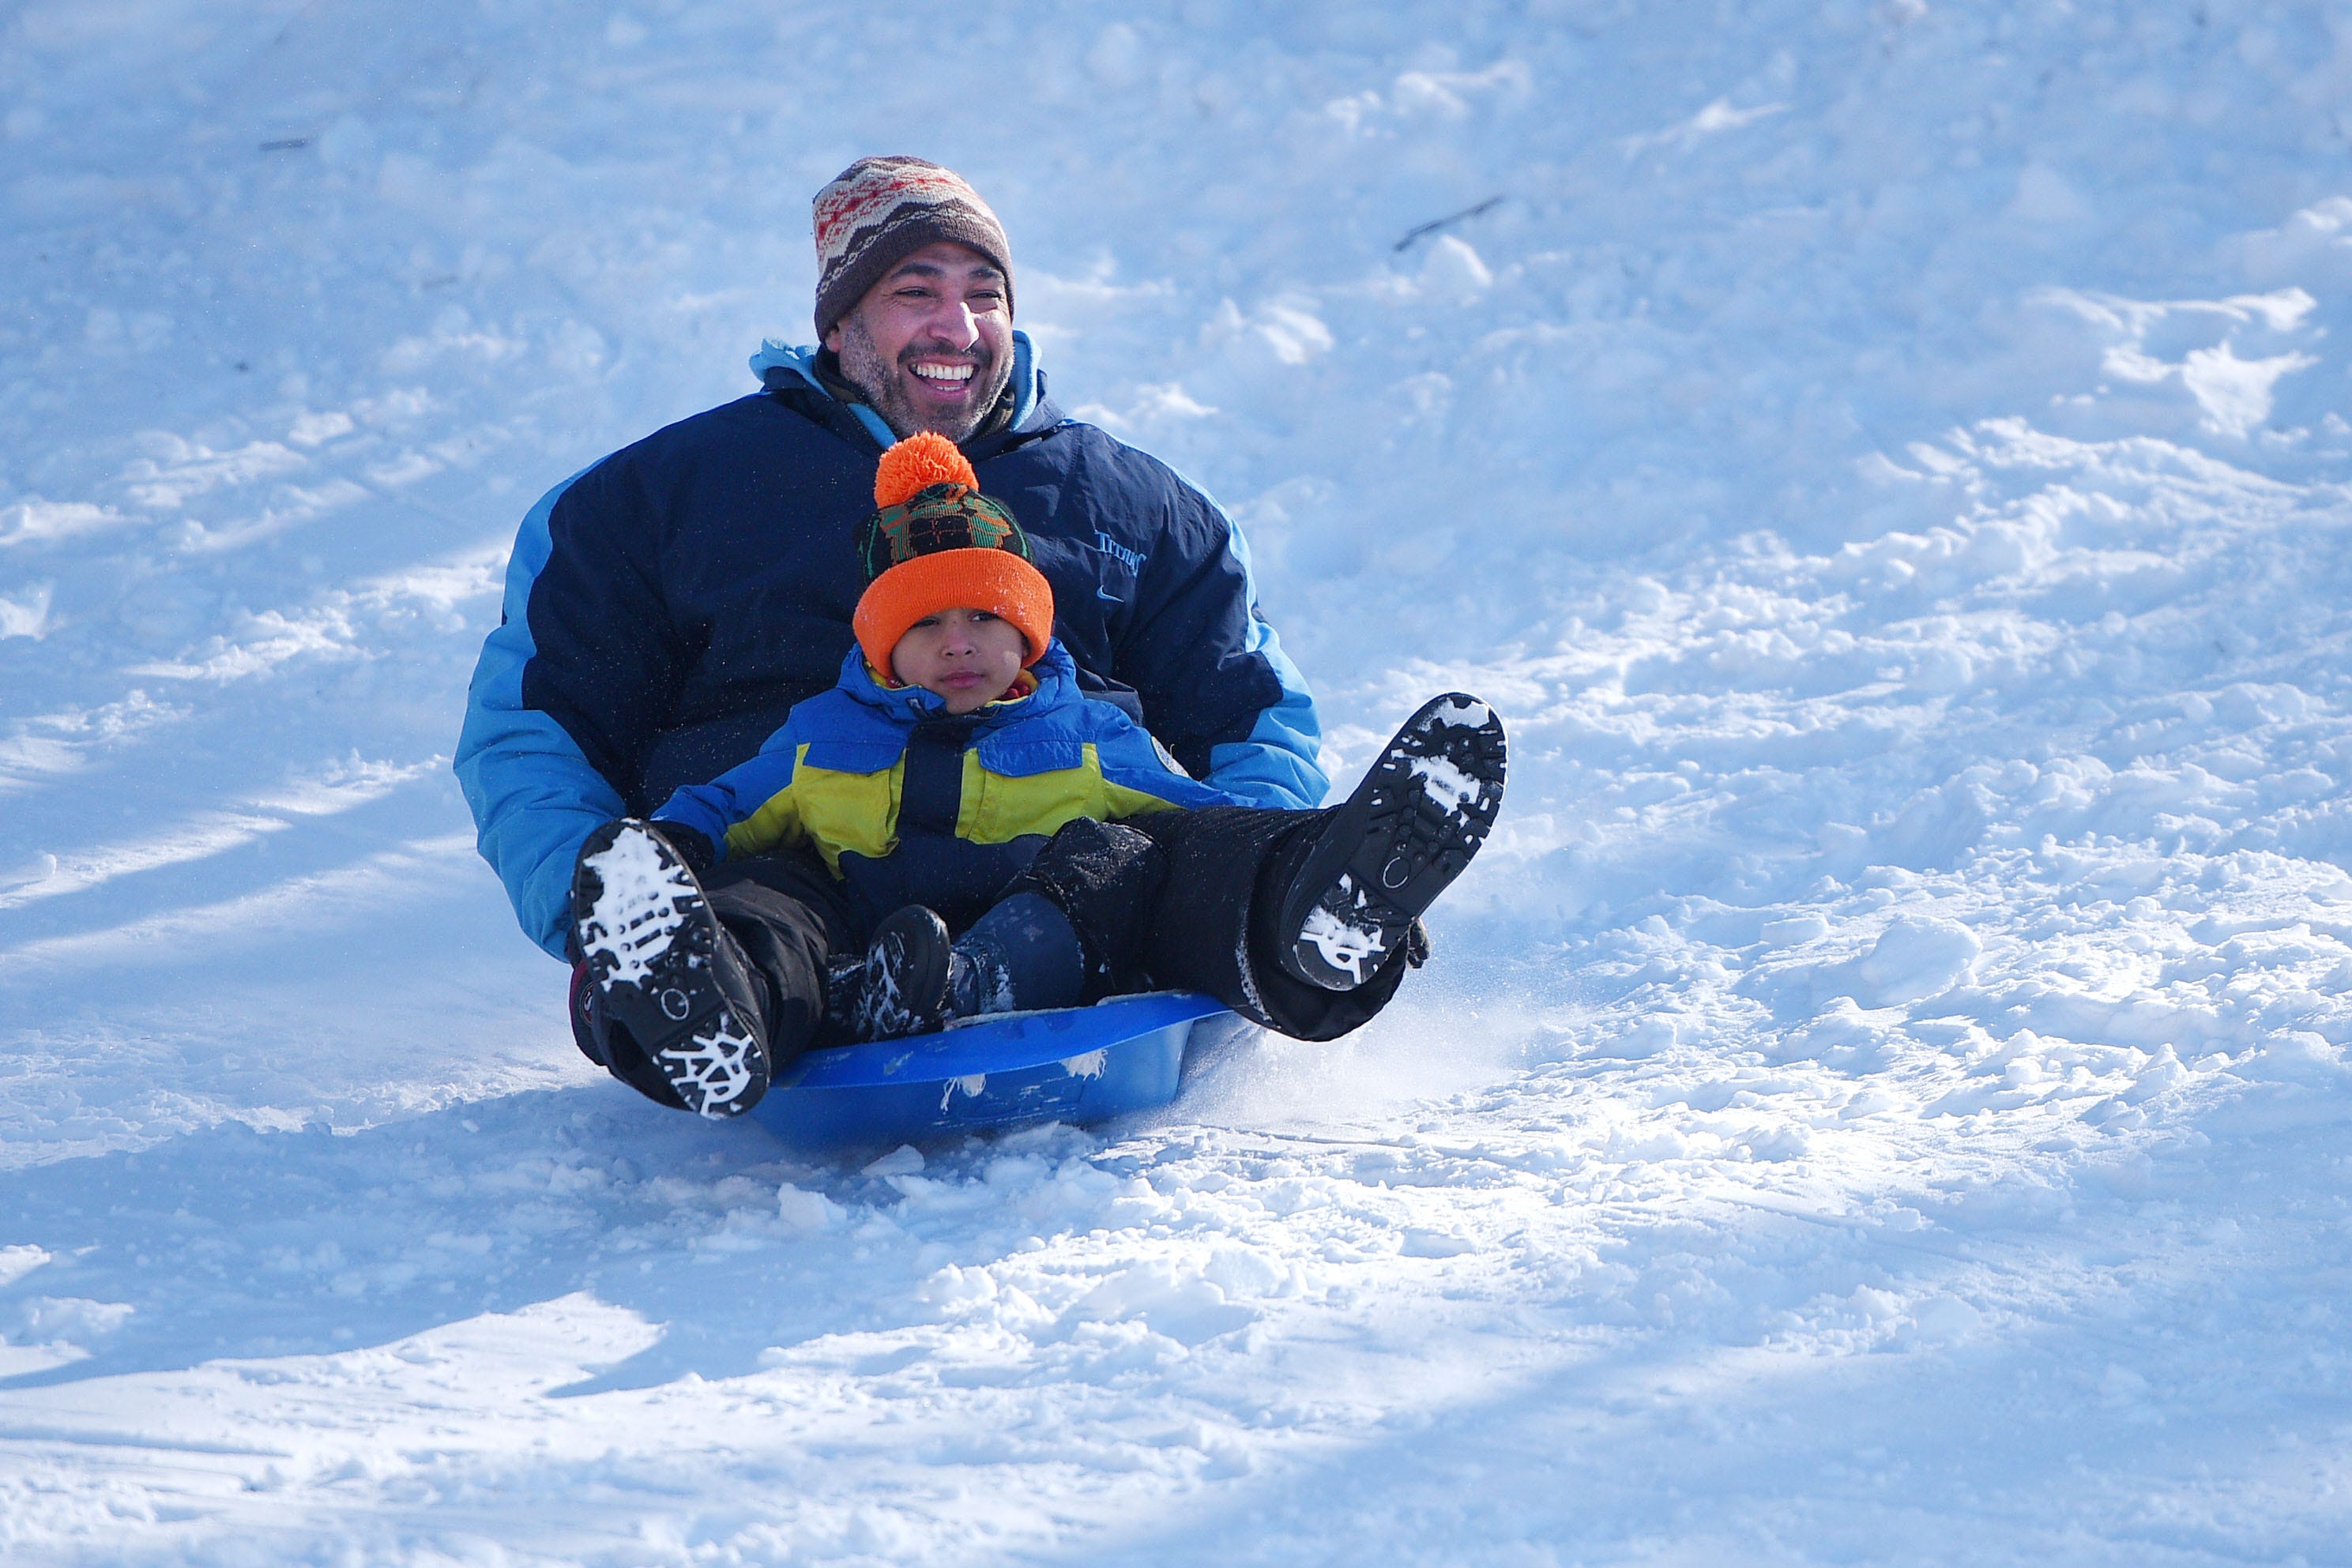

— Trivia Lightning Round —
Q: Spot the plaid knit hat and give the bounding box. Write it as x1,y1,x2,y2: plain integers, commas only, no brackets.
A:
852,433,1055,675
813,156,1015,340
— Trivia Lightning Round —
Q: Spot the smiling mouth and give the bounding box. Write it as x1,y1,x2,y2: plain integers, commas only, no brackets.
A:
909,361,977,390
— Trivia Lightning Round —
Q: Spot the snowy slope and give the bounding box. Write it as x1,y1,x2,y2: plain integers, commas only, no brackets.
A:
5,1,2352,1562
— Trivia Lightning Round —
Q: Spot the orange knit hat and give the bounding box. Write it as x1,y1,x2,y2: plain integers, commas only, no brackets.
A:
852,433,1056,675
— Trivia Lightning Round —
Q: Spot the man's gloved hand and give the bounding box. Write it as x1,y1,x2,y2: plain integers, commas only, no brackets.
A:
1405,917,1432,968
648,821,718,881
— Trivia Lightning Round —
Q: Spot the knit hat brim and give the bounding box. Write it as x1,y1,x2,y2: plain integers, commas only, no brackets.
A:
853,548,1056,676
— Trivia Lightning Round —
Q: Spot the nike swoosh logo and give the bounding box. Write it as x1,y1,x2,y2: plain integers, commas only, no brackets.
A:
1097,587,1123,603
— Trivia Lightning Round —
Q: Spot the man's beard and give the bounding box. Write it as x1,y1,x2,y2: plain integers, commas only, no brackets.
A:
835,316,1013,443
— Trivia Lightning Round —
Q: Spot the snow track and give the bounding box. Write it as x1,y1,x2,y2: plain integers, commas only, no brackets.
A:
5,1,2352,1562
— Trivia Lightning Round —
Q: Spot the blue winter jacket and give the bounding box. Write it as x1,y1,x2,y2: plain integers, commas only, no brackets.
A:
651,640,1239,938
455,335,1325,959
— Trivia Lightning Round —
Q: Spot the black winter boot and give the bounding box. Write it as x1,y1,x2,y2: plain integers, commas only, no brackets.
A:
849,904,954,1040
1272,694,1506,991
839,893,1089,1040
572,819,772,1118
820,949,867,1040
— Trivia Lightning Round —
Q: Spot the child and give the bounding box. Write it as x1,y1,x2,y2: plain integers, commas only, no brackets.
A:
569,435,1506,1118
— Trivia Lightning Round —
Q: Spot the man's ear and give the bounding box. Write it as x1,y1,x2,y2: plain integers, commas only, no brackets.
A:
822,322,842,353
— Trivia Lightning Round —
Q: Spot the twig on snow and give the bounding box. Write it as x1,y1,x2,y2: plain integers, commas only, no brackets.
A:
1394,194,1506,253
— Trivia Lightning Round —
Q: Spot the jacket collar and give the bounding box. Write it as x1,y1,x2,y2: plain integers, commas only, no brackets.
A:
750,330,1055,457
832,638,1079,728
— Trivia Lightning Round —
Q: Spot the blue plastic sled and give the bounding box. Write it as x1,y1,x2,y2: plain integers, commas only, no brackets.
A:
748,991,1239,1149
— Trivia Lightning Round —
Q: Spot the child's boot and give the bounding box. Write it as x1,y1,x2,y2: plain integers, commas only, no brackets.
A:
846,905,954,1040
1271,693,1507,991
572,818,772,1118
845,893,1086,1040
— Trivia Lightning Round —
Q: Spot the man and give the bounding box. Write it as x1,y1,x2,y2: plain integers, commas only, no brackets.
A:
455,157,1360,1109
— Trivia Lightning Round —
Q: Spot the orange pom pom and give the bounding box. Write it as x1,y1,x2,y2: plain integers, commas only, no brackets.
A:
872,432,978,508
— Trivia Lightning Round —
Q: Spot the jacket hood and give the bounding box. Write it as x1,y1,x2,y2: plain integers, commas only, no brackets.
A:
751,330,1048,449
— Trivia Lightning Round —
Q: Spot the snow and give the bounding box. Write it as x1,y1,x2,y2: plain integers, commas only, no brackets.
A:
1406,750,1482,809
6,0,2352,1561
1297,872,1391,986
578,825,698,991
1427,695,1492,729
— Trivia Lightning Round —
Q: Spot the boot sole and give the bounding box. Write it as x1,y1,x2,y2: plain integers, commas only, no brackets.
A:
573,820,769,1118
1278,694,1506,991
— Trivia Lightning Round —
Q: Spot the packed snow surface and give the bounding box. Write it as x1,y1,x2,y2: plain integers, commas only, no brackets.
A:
6,1,2352,1562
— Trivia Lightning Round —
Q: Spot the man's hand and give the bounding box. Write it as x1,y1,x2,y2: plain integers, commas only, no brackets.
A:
649,822,718,881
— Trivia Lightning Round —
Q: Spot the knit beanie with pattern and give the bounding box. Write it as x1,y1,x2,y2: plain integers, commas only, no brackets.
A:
812,156,1014,340
852,433,1055,675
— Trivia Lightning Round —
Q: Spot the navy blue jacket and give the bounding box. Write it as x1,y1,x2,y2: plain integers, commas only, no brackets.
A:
455,335,1325,959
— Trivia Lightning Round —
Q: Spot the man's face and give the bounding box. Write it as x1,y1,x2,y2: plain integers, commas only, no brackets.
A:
889,607,1028,713
826,241,1014,442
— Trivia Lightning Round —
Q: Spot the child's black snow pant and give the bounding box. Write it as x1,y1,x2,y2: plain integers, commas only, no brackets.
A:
1003,808,1413,1041
569,807,1416,1108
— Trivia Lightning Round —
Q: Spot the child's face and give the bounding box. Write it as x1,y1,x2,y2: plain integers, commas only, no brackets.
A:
890,607,1029,713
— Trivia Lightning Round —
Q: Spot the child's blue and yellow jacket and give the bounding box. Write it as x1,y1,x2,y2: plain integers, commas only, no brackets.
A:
650,638,1242,935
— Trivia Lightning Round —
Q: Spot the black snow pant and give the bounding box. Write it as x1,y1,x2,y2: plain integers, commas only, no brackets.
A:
570,806,1415,1103
999,807,1411,1042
